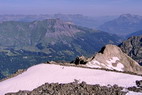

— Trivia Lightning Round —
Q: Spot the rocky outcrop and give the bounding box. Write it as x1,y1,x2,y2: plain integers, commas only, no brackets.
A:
74,44,142,74
136,80,142,87
72,56,88,65
119,35,142,65
127,80,142,93
6,82,126,95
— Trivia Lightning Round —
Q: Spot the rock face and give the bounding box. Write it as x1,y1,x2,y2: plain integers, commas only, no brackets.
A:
119,36,142,65
6,82,126,95
76,44,142,74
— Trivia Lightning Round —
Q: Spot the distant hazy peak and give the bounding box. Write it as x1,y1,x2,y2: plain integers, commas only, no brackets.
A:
119,14,142,20
120,14,134,18
98,14,142,36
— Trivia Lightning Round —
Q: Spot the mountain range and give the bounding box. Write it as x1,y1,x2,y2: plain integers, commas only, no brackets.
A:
0,14,116,29
2,13,142,38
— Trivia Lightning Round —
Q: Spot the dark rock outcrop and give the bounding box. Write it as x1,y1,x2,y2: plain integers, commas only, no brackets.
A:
119,35,142,65
127,80,142,93
73,56,88,65
136,80,142,88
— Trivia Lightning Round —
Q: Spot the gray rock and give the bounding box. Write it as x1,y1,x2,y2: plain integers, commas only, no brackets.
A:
73,56,88,65
6,82,126,95
119,35,142,65
136,80,142,88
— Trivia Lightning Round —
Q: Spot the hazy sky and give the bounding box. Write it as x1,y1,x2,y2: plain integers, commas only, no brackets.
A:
0,0,142,16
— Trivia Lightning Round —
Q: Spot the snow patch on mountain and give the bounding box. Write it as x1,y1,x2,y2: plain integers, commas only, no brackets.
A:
86,60,103,68
0,64,142,95
106,57,124,71
86,57,124,71
106,57,119,64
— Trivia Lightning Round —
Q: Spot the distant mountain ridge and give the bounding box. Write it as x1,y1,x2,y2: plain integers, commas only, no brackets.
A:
0,19,121,49
98,14,142,36
0,14,116,28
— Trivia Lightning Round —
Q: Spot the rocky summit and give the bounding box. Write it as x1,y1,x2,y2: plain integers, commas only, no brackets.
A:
74,44,142,74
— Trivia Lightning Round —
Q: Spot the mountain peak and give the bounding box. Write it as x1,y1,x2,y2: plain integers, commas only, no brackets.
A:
99,44,122,56
82,44,142,74
120,14,133,18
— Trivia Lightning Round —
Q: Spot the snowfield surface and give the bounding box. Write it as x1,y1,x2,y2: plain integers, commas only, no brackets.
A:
86,57,124,71
0,64,142,95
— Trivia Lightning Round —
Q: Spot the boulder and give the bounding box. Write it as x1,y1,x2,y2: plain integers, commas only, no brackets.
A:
136,80,142,88
73,56,88,65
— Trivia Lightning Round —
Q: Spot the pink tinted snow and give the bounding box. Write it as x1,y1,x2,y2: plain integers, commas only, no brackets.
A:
0,64,142,95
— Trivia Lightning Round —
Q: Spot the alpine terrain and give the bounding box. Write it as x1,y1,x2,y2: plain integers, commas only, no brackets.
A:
0,19,121,79
0,44,142,95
